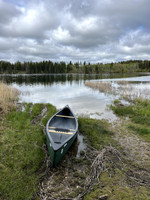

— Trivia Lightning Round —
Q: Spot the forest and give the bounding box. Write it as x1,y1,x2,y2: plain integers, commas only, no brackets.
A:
0,60,150,74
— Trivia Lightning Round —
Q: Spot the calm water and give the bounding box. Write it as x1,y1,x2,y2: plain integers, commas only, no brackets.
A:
1,73,150,122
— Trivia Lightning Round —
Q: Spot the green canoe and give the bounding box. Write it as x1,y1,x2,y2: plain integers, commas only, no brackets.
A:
46,105,78,167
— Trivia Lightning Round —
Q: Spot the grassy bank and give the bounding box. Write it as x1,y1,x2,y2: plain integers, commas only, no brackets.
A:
1,102,150,200
0,102,56,200
78,116,150,200
111,99,150,142
78,117,114,149
83,81,150,199
0,101,115,199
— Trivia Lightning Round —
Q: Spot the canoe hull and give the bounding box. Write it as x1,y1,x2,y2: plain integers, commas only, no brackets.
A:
46,131,77,167
46,105,78,167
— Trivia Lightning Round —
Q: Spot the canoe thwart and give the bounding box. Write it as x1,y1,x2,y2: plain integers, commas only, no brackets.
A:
56,114,75,119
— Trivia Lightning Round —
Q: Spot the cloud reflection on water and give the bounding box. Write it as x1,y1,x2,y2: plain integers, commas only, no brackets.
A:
12,75,150,122
13,80,116,121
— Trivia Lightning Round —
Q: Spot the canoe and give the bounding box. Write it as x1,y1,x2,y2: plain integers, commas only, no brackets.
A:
46,105,78,167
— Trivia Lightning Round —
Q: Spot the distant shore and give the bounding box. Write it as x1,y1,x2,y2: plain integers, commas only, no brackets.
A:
0,59,150,74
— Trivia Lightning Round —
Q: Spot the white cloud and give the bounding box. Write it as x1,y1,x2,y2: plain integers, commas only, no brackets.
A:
53,27,70,42
0,0,150,63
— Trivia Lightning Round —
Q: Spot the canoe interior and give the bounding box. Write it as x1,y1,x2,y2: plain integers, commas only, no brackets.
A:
48,106,77,150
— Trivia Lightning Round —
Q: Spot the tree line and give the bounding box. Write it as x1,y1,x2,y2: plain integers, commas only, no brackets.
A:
0,60,150,74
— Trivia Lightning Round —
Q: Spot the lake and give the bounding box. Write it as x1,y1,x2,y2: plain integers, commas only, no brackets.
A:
1,73,150,122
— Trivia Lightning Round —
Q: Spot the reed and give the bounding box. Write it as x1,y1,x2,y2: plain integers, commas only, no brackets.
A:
85,81,115,95
0,82,19,114
117,80,129,85
85,80,150,101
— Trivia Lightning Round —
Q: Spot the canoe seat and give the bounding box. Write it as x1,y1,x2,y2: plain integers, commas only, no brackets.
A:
48,127,75,135
48,129,73,135
56,115,74,119
49,127,75,132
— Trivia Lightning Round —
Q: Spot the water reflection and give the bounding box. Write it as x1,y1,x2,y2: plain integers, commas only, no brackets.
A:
0,73,146,86
76,134,87,158
12,81,116,121
68,134,86,158
0,73,149,122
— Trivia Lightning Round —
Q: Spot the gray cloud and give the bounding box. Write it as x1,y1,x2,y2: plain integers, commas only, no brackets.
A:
0,0,21,24
0,0,150,63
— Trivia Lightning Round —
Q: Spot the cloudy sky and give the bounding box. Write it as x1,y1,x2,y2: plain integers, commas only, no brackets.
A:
0,0,150,63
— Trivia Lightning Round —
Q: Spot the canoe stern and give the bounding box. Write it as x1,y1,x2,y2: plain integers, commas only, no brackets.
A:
46,132,77,167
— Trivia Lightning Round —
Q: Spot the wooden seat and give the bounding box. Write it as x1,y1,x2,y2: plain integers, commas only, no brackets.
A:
49,126,75,132
48,129,73,135
56,115,74,119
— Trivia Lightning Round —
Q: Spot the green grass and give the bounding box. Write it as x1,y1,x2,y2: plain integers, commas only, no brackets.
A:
128,124,150,142
84,169,150,200
0,103,56,200
111,99,150,141
1,100,149,200
78,105,150,200
78,117,114,150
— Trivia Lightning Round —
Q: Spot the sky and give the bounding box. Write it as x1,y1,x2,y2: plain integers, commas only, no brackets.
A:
0,0,150,63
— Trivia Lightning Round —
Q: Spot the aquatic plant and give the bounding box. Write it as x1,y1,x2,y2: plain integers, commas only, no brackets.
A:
85,81,116,95
85,80,150,101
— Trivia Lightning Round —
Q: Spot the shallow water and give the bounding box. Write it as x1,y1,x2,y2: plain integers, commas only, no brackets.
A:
76,134,87,158
13,78,117,121
1,73,150,122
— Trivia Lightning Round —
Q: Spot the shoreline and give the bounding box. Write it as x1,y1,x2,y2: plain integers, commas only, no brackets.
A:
0,99,150,199
0,82,150,199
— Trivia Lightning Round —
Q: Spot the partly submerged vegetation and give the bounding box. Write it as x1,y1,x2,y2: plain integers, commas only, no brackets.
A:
85,79,150,142
111,99,150,142
85,81,114,95
84,80,150,199
85,80,150,101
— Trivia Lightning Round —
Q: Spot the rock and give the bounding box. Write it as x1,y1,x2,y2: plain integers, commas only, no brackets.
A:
98,194,108,200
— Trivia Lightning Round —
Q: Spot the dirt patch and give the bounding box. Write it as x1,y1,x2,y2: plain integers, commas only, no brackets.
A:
112,119,150,169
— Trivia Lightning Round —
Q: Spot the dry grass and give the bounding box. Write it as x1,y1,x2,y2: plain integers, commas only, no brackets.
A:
0,82,19,114
85,81,116,95
112,119,150,167
118,84,150,101
85,80,150,101
117,80,129,85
